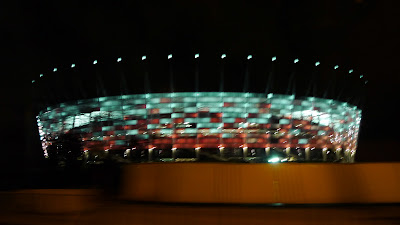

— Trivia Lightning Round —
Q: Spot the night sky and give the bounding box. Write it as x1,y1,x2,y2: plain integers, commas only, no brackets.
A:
1,0,400,169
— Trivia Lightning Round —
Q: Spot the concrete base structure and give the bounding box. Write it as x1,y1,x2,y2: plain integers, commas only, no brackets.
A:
121,163,400,204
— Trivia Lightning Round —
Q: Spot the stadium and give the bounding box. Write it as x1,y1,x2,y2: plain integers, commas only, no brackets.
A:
37,91,361,163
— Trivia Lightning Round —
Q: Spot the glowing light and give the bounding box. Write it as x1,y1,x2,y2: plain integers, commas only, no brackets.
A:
315,61,320,66
53,68,57,72
334,65,339,69
272,56,277,61
268,157,280,163
168,54,172,59
93,60,97,64
221,54,226,59
142,55,146,60
365,80,368,84
32,80,35,83
247,55,252,60
294,58,299,63
195,53,199,58
38,92,361,162
349,69,353,73
360,75,364,78
117,57,122,62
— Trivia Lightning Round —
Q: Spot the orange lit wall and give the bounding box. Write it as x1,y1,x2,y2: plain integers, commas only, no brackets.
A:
121,163,400,204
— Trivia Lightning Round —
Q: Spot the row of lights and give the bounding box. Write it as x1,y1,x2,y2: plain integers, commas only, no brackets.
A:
32,54,367,84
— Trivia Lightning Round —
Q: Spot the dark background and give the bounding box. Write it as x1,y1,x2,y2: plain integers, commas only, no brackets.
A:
1,0,399,176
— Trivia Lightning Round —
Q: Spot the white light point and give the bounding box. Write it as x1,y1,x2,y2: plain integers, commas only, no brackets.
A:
294,59,299,63
168,54,172,59
195,53,199,58
221,54,226,59
117,57,122,62
142,55,146,60
268,157,280,163
272,56,277,61
315,61,320,66
247,55,252,60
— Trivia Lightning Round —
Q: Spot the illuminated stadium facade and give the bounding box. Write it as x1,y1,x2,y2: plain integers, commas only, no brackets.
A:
37,92,361,163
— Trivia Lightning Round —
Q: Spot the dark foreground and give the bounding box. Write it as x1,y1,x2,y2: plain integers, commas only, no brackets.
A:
1,202,400,225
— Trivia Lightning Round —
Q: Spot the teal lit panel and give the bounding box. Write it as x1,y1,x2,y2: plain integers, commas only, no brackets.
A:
198,118,210,123
185,128,197,133
159,108,172,114
257,118,269,124
133,99,146,104
222,118,235,123
125,120,137,125
102,126,113,131
298,139,308,144
222,133,234,138
184,118,197,123
197,123,221,128
198,97,220,102
248,98,263,103
222,113,239,118
197,102,222,107
126,130,138,135
222,97,235,102
209,107,222,113
122,105,135,110
279,119,290,124
100,100,121,107
160,118,172,124
147,124,158,129
149,98,160,103
171,113,184,118
246,118,258,123
124,109,136,115
259,114,271,118
183,107,197,113
171,103,185,108
183,97,196,102
247,108,259,113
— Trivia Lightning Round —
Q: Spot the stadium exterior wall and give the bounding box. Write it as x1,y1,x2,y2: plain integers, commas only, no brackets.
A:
37,92,361,163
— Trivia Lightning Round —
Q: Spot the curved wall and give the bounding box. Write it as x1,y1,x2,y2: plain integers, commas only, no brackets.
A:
121,163,400,204
37,92,361,162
